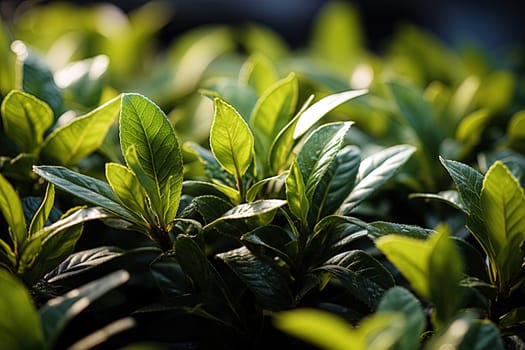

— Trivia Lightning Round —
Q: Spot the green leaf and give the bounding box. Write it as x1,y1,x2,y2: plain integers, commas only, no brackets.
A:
174,235,241,325
480,161,525,288
320,250,394,307
33,166,140,225
0,90,53,153
455,109,491,154
499,307,525,330
268,94,314,174
210,98,255,178
39,270,130,348
338,145,416,215
241,225,296,267
275,308,404,350
428,225,464,328
11,40,63,115
368,221,431,240
310,145,360,223
0,173,26,251
440,157,484,216
218,246,293,310
181,195,233,224
120,93,183,228
0,269,44,349
206,199,286,228
24,207,111,284
105,162,148,223
40,94,120,165
297,122,353,200
378,287,425,350
250,73,298,165
239,53,279,95
246,173,286,202
508,110,525,140
286,159,309,225
28,183,55,237
375,234,433,299
293,89,367,139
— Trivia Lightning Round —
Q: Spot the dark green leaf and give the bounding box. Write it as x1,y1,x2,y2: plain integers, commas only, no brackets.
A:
297,122,353,200
120,93,183,228
40,94,120,165
338,145,415,215
241,225,296,266
33,165,140,225
217,246,293,310
184,142,235,187
368,221,431,240
0,269,44,349
409,190,465,212
11,40,63,115
378,287,425,350
39,270,130,348
181,195,232,224
310,145,360,223
0,90,53,153
150,251,193,298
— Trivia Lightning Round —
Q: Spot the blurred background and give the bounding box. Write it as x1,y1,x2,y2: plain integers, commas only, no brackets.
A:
2,0,524,52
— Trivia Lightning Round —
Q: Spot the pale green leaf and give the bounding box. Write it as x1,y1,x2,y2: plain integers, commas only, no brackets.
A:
268,94,314,174
481,161,525,287
455,109,490,153
286,159,309,225
120,93,183,228
238,53,279,95
0,173,26,251
250,73,298,162
105,162,148,222
40,94,120,165
293,89,367,139
1,90,53,153
28,183,55,237
508,111,525,140
210,98,254,177
375,234,433,299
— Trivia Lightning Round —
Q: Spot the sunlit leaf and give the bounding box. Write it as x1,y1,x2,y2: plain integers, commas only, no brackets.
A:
1,90,53,153
0,173,26,250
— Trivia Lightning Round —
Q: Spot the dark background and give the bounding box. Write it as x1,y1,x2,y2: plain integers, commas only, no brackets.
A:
2,0,524,52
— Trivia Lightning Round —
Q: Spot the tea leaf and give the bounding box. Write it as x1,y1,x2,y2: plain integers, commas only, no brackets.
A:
293,89,366,139
1,90,53,153
40,95,120,165
12,40,63,115
33,166,139,224
378,287,425,350
310,145,360,223
210,98,254,178
481,161,525,287
218,246,293,310
120,93,183,228
239,53,279,95
338,145,415,215
0,269,44,349
286,159,309,225
0,173,26,251
297,122,353,200
250,73,297,161
40,270,130,348
28,183,55,237
105,162,148,222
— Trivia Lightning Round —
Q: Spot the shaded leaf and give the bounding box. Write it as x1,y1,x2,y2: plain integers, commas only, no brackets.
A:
28,183,55,237
286,159,309,225
0,173,26,250
339,145,415,215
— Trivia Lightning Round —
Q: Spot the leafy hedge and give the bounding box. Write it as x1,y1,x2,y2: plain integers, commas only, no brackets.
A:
1,2,524,349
